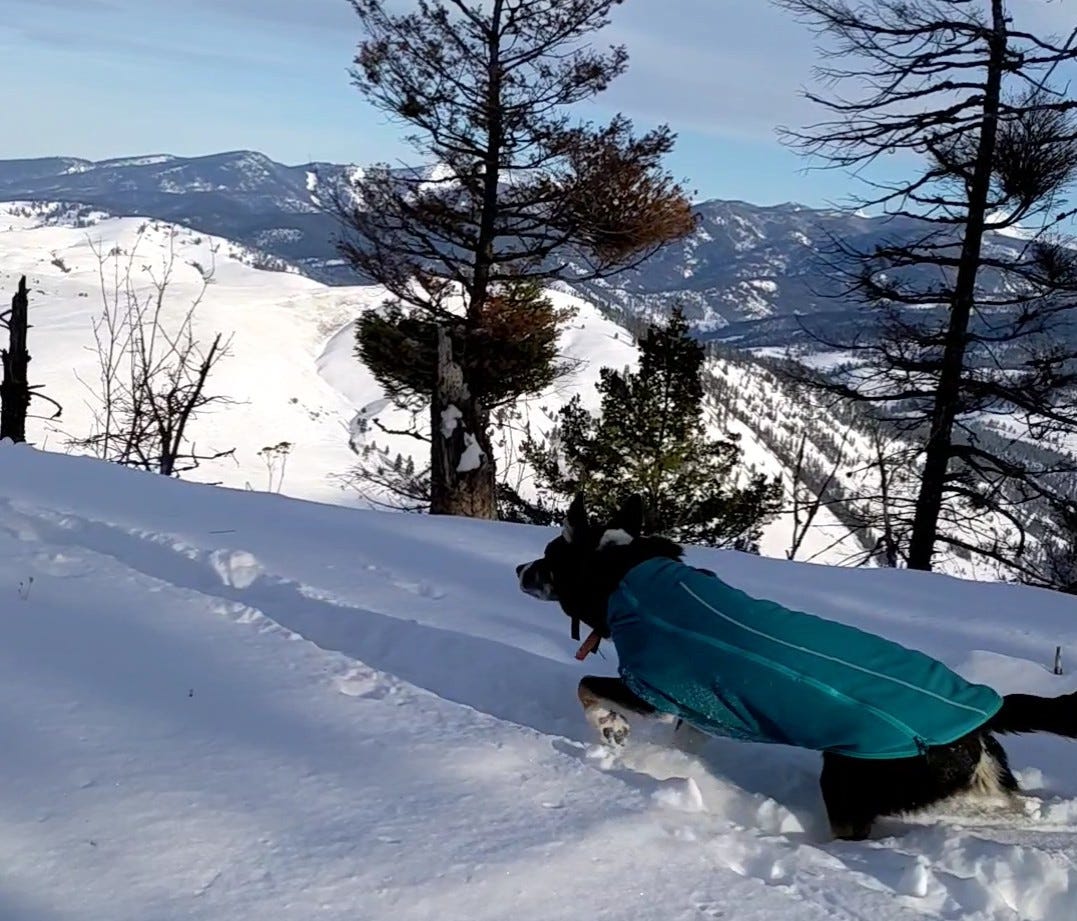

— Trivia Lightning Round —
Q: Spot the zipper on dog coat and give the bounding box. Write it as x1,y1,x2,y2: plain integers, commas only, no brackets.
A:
606,559,1002,759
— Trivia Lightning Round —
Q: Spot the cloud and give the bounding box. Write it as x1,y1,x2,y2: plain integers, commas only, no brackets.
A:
597,0,1077,143
1,0,354,54
0,0,343,70
5,0,1076,186
7,21,271,68
597,1,817,141
5,0,118,10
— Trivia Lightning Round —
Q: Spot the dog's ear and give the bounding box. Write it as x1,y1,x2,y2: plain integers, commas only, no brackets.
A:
562,493,589,544
609,494,644,538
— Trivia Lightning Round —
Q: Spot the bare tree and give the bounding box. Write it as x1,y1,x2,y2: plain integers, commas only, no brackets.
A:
1024,494,1077,593
866,427,904,568
336,0,696,519
339,441,432,513
71,228,235,476
338,398,555,518
779,0,1077,571
830,425,914,568
787,428,849,560
1,276,62,442
257,441,293,494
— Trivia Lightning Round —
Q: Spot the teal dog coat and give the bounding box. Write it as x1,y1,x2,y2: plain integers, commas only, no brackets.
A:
606,559,1002,759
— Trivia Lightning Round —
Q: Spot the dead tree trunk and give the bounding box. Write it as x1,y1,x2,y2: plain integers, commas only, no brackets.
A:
430,326,497,518
1,276,31,443
905,0,1006,570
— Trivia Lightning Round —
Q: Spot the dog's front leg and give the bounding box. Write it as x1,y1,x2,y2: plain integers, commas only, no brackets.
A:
578,675,656,747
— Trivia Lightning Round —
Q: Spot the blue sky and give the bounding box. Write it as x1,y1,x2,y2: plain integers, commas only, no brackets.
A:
0,0,1073,206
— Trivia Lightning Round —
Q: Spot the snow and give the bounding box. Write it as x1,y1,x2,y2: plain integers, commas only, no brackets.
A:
5,443,1077,920
1,204,650,518
705,355,871,564
0,201,994,573
100,155,178,169
419,161,458,194
986,210,1037,240
733,279,778,318
457,431,484,472
440,405,464,439
434,406,488,473
349,397,394,450
1,206,370,505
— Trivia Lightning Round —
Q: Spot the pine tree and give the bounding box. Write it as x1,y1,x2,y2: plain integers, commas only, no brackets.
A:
337,0,696,519
527,308,782,548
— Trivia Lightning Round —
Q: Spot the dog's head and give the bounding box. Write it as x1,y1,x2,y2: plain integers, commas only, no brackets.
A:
515,494,646,639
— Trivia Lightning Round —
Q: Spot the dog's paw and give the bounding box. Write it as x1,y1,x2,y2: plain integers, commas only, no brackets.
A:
587,707,630,747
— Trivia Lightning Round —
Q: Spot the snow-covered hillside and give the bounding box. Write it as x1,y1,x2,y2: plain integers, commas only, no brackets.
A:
4,443,1077,921
0,204,624,496
0,153,1038,337
1,202,857,564
2,204,361,502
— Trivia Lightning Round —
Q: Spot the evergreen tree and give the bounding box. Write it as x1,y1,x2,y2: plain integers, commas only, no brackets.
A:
526,308,782,548
337,0,695,519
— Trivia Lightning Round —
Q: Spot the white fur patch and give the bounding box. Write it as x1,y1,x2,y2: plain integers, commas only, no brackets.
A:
599,528,634,548
940,740,1017,813
585,705,631,747
517,561,557,600
968,745,1007,799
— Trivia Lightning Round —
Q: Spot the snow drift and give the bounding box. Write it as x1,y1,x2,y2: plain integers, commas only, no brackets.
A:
3,444,1077,920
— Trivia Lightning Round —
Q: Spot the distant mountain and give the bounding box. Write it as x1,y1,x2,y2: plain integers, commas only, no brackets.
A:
0,151,1026,349
0,152,350,280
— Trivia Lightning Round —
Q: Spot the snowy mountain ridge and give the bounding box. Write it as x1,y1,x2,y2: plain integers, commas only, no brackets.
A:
0,151,1034,342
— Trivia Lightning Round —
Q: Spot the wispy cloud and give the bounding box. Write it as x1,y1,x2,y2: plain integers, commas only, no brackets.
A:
4,0,1076,205
599,1,816,141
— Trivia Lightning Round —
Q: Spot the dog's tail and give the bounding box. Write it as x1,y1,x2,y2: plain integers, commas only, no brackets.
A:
985,691,1077,738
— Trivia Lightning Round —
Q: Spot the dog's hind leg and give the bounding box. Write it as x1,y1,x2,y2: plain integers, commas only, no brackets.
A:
980,734,1019,796
819,753,879,841
578,676,656,747
819,731,1017,840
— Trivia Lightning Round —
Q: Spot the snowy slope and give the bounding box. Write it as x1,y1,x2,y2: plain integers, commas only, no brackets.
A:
4,444,1077,921
1,204,632,503
3,204,364,503
3,202,862,565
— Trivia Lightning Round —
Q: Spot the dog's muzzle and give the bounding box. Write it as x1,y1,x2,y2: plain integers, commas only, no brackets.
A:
516,559,557,601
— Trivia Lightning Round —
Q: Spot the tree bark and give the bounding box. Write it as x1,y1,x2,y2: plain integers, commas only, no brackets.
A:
428,0,502,518
430,327,497,518
468,0,505,323
0,276,31,444
907,0,1008,571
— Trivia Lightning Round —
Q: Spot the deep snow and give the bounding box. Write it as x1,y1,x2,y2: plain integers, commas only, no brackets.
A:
4,444,1077,920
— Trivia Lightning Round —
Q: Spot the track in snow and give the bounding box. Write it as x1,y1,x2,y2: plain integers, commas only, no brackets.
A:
7,488,1077,921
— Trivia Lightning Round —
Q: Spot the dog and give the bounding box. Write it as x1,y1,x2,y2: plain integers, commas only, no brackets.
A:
516,494,1077,840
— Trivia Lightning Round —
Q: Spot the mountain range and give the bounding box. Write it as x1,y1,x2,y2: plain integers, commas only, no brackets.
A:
0,150,1026,349
0,155,1056,578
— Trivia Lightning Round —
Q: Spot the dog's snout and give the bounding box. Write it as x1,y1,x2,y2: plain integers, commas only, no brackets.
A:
516,559,557,601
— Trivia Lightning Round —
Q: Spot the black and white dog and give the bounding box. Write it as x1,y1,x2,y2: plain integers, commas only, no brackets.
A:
516,494,1077,840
